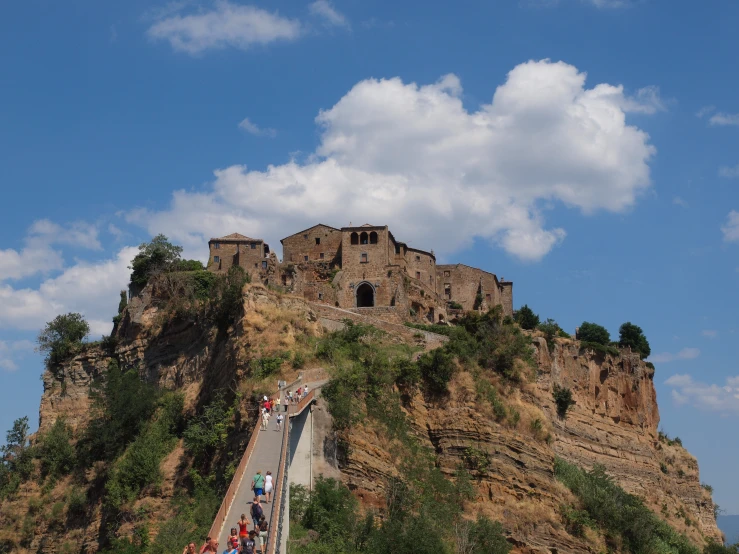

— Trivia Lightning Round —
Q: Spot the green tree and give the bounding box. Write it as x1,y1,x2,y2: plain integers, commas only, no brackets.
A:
577,322,610,345
129,234,183,287
37,417,76,479
36,313,90,366
514,305,540,330
0,417,34,497
183,393,235,458
118,290,128,314
553,384,576,419
618,322,651,359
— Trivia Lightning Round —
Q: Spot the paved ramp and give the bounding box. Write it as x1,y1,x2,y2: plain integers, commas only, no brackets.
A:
210,386,319,553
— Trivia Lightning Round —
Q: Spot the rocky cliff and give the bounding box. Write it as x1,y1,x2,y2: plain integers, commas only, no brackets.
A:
333,335,721,552
6,285,722,553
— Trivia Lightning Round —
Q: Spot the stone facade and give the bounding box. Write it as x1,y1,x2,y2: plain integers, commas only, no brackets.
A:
207,233,271,277
207,224,513,323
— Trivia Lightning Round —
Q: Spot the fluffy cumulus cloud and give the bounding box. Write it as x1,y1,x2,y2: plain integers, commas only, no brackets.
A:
649,347,700,364
723,210,739,242
309,0,350,29
0,247,137,337
147,1,302,54
666,374,739,415
0,220,101,281
709,112,739,127
128,60,659,262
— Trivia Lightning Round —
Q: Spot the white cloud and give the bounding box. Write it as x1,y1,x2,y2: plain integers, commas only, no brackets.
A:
649,347,700,364
0,340,34,372
0,247,137,337
696,105,715,118
673,196,688,207
722,210,739,242
665,374,739,415
309,0,350,29
719,164,739,179
147,1,302,55
0,220,101,282
701,330,718,339
127,60,659,263
620,86,667,114
238,117,277,138
709,112,739,126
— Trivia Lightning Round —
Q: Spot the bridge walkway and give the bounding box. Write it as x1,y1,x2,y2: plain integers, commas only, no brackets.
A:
211,385,320,553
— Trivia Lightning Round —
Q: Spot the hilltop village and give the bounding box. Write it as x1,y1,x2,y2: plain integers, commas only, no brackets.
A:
206,223,512,324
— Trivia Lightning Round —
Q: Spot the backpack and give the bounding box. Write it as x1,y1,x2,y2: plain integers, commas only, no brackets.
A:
251,503,263,520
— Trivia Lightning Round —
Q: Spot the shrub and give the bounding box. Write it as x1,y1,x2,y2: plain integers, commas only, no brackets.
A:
538,318,562,351
619,322,651,359
0,417,34,498
448,301,463,310
183,392,235,458
555,458,698,554
579,341,620,357
252,355,285,380
553,384,576,419
577,322,610,345
292,351,305,369
67,486,87,517
463,447,491,477
701,483,714,494
36,417,76,479
81,360,159,463
514,304,540,330
118,290,128,314
645,361,655,370
464,515,511,554
211,265,250,329
36,313,90,366
105,392,183,509
417,348,455,394
660,462,669,474
561,503,594,537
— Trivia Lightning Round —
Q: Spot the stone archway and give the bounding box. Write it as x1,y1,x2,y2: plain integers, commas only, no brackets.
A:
356,282,375,307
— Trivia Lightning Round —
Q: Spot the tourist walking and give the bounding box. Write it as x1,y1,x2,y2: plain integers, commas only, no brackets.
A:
276,413,284,431
257,516,269,553
264,471,273,503
282,394,289,413
237,514,249,546
261,409,270,431
250,496,264,530
251,471,266,502
182,542,196,554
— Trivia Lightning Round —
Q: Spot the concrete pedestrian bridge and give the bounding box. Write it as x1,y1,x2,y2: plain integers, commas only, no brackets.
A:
209,377,326,554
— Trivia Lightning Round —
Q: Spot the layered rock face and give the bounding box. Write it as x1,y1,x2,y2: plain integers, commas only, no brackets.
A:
335,337,721,552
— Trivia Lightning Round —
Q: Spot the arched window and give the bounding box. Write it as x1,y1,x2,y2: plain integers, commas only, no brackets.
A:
350,232,359,245
360,232,368,245
369,231,378,244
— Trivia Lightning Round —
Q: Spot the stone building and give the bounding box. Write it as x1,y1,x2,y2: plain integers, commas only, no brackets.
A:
208,224,512,324
207,233,271,274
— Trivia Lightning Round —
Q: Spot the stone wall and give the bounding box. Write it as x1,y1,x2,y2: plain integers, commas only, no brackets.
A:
208,240,268,276
436,263,506,313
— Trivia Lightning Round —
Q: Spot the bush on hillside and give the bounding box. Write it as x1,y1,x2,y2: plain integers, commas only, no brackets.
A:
514,304,540,330
618,322,651,359
183,392,235,459
0,417,34,498
553,384,576,419
36,417,76,479
36,313,90,366
554,458,699,554
577,322,610,345
538,318,563,351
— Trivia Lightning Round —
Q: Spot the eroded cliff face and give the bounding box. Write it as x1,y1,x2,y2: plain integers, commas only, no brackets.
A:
334,336,721,553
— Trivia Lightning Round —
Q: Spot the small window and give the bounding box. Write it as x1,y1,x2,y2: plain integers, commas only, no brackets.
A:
360,253,368,263
254,263,258,268
262,261,268,269
369,231,378,244
415,271,421,280
429,276,432,284
360,232,369,245
315,237,320,245
320,253,325,259
304,234,308,239
444,270,450,277
304,255,309,261
318,292,323,300
395,245,401,254
415,255,420,262
429,259,432,264
251,243,257,249
444,284,451,298
214,242,220,249
213,256,220,263
486,294,492,302
351,232,359,245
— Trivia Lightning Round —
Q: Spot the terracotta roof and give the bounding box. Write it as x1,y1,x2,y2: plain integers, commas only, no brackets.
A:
210,233,262,242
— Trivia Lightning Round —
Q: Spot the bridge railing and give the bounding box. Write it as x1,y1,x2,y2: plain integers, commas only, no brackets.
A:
268,389,316,554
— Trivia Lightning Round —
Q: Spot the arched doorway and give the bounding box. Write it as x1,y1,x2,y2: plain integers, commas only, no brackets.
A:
356,282,375,307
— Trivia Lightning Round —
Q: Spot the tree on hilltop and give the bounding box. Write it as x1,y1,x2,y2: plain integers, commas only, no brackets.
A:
514,305,540,330
129,234,183,287
577,322,610,345
618,322,651,359
36,312,90,365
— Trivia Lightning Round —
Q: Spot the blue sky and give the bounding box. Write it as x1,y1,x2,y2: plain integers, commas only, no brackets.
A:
1,0,738,514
